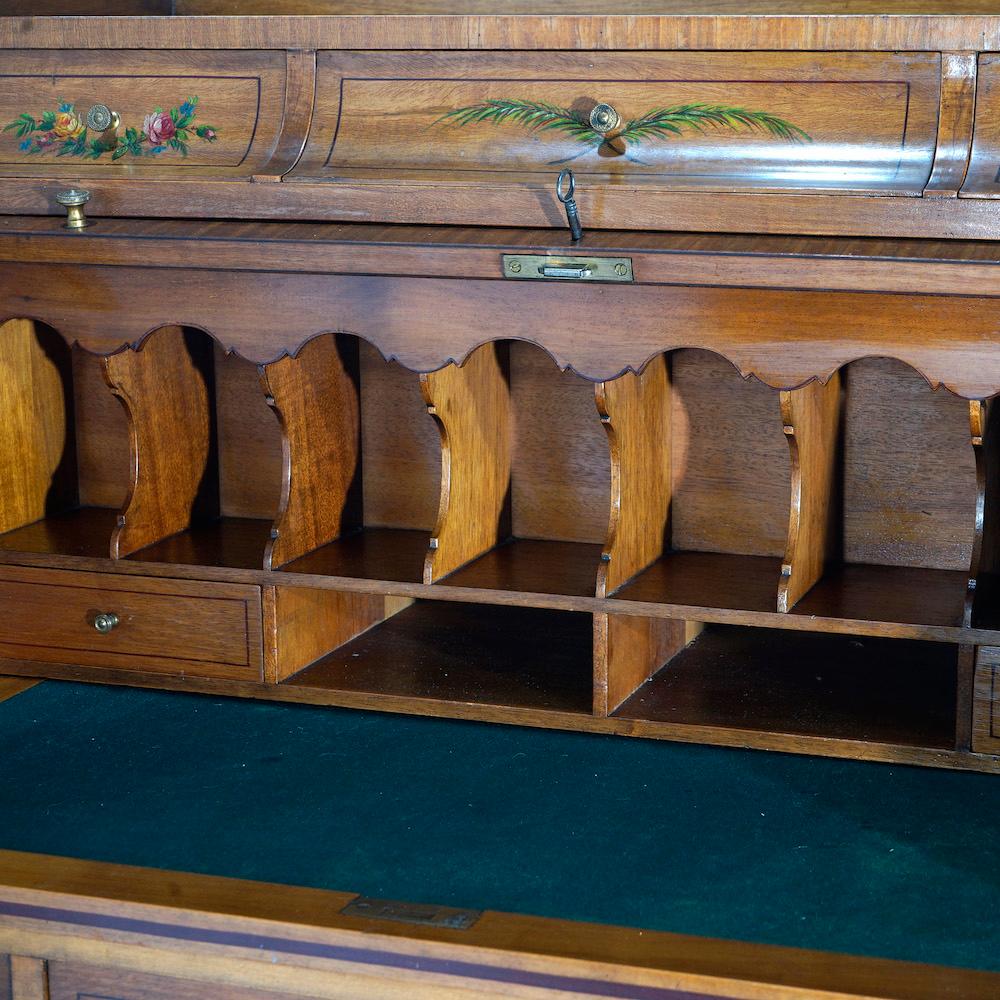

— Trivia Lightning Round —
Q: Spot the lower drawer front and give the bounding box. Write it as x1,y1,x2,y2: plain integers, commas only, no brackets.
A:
49,962,305,1000
0,567,262,680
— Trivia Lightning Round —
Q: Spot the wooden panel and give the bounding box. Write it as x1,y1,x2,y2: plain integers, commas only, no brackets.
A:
263,336,361,570
778,375,841,613
594,356,682,717
15,264,1000,401
924,52,977,196
0,954,8,1000
264,586,386,683
359,342,440,531
0,565,263,681
510,344,610,544
842,358,977,570
0,319,75,535
670,350,790,557
973,646,1000,755
105,328,216,560
8,957,45,1000
0,50,285,178
961,53,1000,196
421,342,510,583
215,346,283,521
49,962,307,1000
74,348,130,511
296,51,939,196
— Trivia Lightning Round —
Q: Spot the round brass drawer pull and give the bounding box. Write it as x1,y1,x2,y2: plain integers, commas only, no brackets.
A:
93,612,120,635
55,188,91,230
86,103,120,134
589,103,620,134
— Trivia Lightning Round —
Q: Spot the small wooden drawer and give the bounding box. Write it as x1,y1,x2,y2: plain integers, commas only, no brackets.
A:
0,50,285,178
0,566,262,680
290,50,940,196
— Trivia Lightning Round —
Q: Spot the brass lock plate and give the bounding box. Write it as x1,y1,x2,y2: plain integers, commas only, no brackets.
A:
502,254,633,282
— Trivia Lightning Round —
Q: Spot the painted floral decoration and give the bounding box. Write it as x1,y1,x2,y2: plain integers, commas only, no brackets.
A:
3,97,219,160
437,99,810,165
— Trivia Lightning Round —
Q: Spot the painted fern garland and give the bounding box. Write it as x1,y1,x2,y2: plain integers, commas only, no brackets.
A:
437,98,810,162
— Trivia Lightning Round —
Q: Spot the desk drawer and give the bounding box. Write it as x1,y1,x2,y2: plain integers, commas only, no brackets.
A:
0,567,262,680
291,50,940,195
0,50,285,178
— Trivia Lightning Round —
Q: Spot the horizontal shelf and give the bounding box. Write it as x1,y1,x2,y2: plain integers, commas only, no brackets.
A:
615,625,957,750
125,517,273,570
789,563,969,629
278,527,429,583
0,507,119,560
613,551,781,612
442,538,603,598
285,600,594,715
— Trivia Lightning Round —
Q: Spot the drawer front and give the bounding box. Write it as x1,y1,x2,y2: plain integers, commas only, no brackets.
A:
291,51,940,195
0,567,262,680
0,50,284,177
49,962,305,1000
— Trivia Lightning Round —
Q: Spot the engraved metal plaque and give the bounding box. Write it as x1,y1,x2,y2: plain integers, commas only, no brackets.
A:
340,896,482,930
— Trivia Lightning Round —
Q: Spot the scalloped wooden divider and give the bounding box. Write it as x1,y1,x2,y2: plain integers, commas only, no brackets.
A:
777,375,842,613
593,355,687,717
420,342,511,584
104,326,216,559
0,319,77,536
970,398,1000,627
262,335,361,571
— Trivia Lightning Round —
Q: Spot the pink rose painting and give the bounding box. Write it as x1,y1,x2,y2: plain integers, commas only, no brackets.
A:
142,110,176,145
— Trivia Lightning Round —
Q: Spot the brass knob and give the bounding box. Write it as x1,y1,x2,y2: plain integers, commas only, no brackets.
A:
589,103,620,134
93,612,120,635
86,104,121,151
55,188,91,230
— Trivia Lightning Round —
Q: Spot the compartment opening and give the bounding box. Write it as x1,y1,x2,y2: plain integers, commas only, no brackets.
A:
435,340,610,597
0,318,129,559
614,623,959,750
613,349,790,613
108,327,283,569
272,335,441,583
279,594,594,715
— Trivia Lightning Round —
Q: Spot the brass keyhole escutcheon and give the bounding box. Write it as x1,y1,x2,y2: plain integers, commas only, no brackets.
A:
93,612,120,635
589,103,620,134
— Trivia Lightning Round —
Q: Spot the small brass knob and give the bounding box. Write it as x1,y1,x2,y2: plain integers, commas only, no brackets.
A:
86,104,121,151
589,103,620,134
55,188,91,230
93,612,120,635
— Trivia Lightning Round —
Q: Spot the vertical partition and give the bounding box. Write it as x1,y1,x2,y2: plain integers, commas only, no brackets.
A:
0,318,76,535
263,336,361,570
777,375,841,613
421,342,511,583
593,356,687,716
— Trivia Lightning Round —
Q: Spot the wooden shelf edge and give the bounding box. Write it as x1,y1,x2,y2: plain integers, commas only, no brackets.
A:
2,661,999,774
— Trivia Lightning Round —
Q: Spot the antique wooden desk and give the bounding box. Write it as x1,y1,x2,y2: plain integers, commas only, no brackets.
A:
2,3,1000,997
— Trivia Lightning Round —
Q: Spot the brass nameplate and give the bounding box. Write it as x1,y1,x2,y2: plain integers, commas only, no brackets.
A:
340,896,482,930
502,254,633,282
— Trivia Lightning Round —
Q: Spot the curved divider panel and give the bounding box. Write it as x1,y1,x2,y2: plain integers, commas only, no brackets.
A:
421,342,511,584
593,356,686,716
262,336,361,571
0,318,127,558
104,328,281,567
777,375,842,613
0,318,74,535
970,399,1000,629
105,327,215,560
